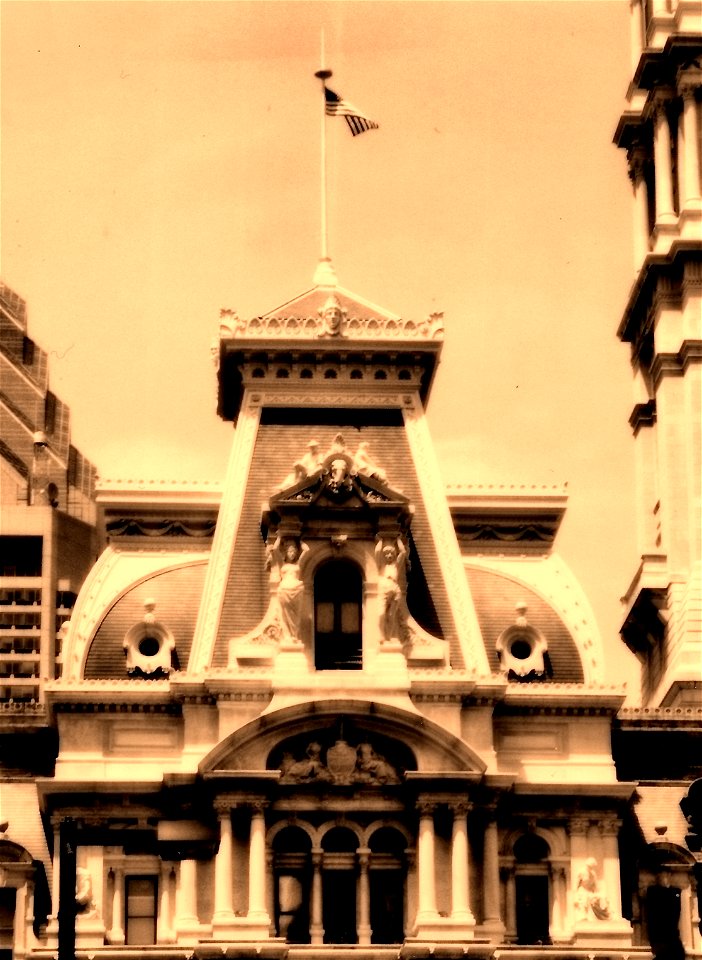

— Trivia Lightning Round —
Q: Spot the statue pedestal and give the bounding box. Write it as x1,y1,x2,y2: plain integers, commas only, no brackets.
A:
573,918,632,948
411,915,476,942
75,913,106,948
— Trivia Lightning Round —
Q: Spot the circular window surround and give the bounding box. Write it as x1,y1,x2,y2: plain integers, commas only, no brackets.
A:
123,620,175,677
496,624,548,678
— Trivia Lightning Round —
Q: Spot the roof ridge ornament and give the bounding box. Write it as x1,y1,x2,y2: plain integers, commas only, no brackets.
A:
313,255,338,288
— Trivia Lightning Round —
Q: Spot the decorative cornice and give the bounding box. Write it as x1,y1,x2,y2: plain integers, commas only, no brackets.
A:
220,307,444,343
629,399,657,434
651,340,702,384
105,518,216,539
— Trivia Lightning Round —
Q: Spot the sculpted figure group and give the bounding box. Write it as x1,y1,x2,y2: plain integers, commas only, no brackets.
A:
279,739,400,784
277,435,388,492
575,857,610,922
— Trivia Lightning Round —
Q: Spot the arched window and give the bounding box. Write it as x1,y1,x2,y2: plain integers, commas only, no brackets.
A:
314,561,362,670
513,833,551,945
273,826,312,943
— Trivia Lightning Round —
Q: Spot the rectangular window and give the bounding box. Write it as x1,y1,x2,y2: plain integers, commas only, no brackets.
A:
0,537,43,577
22,336,35,366
125,876,157,945
44,392,57,434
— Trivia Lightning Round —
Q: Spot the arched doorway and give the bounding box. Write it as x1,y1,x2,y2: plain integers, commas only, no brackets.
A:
322,826,359,944
314,560,363,670
272,826,311,943
513,833,551,945
369,826,407,944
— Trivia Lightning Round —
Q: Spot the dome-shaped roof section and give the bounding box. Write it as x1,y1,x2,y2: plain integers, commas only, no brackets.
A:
84,562,206,679
466,565,584,683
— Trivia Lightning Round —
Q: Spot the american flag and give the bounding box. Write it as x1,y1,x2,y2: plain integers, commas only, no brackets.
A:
324,86,379,136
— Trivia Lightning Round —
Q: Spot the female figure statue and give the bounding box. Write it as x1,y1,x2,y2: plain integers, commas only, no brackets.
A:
267,536,308,641
375,536,407,643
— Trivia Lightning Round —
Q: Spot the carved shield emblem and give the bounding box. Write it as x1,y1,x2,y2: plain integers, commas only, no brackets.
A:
326,739,357,782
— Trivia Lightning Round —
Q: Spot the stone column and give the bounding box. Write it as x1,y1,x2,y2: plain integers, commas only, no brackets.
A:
247,802,270,923
629,145,652,266
678,78,701,209
550,866,567,940
158,863,174,943
599,819,627,923
690,874,702,952
266,851,275,937
107,868,125,944
415,802,439,924
449,801,475,925
652,97,677,225
570,816,589,928
358,848,371,945
174,859,199,943
46,818,61,946
482,817,504,939
310,850,324,945
212,804,236,928
629,0,644,72
502,866,516,940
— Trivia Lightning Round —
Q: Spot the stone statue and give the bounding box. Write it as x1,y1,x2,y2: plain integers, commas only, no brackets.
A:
75,867,98,918
575,857,610,921
353,441,387,483
280,742,330,781
356,742,399,783
267,536,308,641
375,536,408,643
278,440,322,490
319,294,346,337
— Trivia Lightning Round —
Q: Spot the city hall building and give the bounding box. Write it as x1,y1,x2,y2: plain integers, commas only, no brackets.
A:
0,2,700,958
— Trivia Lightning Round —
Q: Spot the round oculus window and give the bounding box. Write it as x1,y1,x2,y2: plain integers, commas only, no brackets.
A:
509,636,533,660
138,635,160,657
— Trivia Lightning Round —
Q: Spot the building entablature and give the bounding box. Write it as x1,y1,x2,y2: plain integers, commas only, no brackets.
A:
618,245,702,356
217,283,444,420
632,32,702,87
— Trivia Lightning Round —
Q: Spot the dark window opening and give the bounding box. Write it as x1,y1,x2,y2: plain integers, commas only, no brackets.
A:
0,537,43,577
515,875,550,945
314,561,363,670
22,336,35,366
125,876,157,945
44,392,57,435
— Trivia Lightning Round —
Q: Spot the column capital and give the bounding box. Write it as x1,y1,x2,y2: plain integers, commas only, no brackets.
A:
417,799,437,817
449,800,473,817
598,817,622,836
677,67,702,99
213,799,233,817
569,817,590,835
650,89,674,117
628,144,649,185
248,799,269,815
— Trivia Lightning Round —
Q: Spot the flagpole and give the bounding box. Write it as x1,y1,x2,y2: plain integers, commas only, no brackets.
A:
315,29,334,285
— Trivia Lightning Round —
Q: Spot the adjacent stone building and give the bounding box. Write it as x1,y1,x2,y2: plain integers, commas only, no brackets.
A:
0,1,700,957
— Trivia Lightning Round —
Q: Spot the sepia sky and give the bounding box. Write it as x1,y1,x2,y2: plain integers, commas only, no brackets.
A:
1,0,641,687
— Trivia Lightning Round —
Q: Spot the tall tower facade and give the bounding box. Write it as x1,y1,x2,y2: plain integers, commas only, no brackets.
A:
0,283,98,704
615,0,702,707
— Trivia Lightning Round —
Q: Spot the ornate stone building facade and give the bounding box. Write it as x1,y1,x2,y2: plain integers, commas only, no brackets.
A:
0,2,700,958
